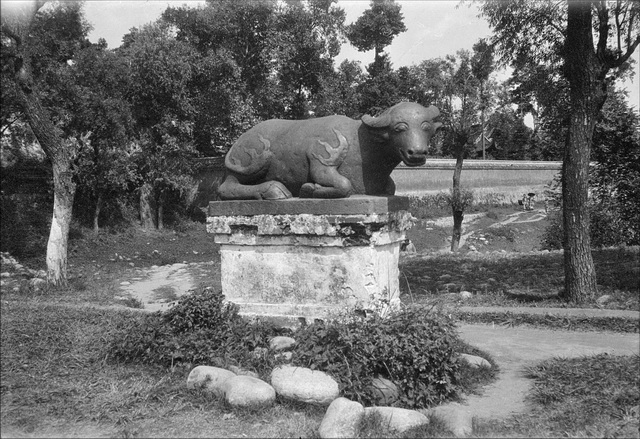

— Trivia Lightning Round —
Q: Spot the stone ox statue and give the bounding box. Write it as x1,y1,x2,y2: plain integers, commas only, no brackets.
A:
217,102,442,200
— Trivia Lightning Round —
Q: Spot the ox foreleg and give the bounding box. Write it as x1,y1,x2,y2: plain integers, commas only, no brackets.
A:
300,163,354,199
218,173,292,200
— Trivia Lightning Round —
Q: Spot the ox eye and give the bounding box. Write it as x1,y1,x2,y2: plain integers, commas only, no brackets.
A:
421,122,431,131
394,123,408,132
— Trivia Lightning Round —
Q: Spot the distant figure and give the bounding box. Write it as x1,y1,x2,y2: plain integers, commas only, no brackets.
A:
521,193,536,211
401,239,416,253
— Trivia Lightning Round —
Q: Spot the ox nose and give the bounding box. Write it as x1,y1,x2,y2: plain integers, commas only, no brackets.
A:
406,148,427,159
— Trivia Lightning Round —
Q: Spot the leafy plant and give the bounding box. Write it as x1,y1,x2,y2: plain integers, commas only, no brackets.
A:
291,305,461,409
108,287,291,376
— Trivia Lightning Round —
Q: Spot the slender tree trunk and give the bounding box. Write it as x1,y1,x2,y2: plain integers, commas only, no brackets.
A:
93,191,103,233
139,182,155,229
157,196,164,230
561,0,607,302
450,147,464,252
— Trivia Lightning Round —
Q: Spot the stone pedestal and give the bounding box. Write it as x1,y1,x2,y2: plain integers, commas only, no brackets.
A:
207,195,414,322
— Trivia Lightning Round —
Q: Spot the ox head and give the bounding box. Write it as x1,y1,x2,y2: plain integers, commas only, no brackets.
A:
362,102,442,166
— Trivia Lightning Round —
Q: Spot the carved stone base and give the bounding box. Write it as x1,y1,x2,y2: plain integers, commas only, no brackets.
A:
207,196,414,322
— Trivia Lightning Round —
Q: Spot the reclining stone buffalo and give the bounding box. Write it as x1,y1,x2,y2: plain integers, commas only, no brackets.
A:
217,102,442,200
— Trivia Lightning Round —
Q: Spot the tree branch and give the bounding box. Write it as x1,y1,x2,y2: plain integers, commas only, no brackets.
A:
595,1,611,62
608,34,640,68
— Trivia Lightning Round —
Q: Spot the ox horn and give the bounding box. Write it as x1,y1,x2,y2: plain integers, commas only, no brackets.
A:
361,110,391,129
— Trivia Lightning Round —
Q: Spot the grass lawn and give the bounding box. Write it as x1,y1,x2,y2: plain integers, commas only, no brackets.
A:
1,210,638,437
474,354,640,438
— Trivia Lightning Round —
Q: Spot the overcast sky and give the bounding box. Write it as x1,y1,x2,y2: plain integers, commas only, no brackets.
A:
81,0,637,113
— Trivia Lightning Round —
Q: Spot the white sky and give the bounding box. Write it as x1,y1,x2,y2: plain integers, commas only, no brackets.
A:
2,0,629,114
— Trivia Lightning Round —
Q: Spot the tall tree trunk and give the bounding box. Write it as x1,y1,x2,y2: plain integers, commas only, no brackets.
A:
561,0,607,302
93,191,103,233
450,147,464,252
139,182,155,229
18,81,79,287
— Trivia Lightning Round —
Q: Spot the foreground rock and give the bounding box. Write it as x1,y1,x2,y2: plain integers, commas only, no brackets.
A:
318,397,364,438
365,406,429,433
269,336,296,351
270,365,339,405
369,376,399,405
223,375,276,407
422,402,473,437
459,353,491,368
186,366,236,397
227,365,259,378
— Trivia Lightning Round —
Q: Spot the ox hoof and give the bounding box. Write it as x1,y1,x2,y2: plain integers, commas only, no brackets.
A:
260,182,292,200
299,183,318,198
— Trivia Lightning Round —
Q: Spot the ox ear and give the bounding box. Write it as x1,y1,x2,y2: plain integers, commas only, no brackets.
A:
433,121,443,131
424,105,440,120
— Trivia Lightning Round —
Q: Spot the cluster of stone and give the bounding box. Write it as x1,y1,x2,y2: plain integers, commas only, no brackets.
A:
0,252,47,292
185,334,482,437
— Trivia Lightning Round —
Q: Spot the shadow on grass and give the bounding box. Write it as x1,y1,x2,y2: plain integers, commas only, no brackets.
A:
400,247,639,311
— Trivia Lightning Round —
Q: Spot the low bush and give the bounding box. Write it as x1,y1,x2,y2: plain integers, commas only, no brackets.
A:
541,202,637,250
408,193,452,219
108,287,291,375
291,305,460,409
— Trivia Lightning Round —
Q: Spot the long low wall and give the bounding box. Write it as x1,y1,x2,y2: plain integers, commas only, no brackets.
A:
392,159,562,197
193,158,562,205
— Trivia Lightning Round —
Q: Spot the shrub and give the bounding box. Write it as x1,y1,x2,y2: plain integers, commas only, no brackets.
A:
541,201,637,250
408,193,452,219
108,287,291,375
291,305,460,409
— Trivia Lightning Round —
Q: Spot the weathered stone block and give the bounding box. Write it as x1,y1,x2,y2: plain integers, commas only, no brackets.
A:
207,196,414,320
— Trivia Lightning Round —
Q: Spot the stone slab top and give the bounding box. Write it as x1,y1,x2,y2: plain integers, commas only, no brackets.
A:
208,195,410,217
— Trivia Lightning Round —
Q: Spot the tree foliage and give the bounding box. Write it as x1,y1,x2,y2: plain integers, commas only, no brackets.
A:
346,0,406,70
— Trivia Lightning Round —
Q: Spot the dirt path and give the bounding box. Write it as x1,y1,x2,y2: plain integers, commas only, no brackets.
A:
457,324,640,419
119,261,218,311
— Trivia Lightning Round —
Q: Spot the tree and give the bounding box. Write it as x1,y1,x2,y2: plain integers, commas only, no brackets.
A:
590,89,640,246
480,0,640,302
313,59,364,117
471,38,494,159
1,1,92,286
70,41,136,232
273,0,346,118
119,22,200,229
346,0,406,74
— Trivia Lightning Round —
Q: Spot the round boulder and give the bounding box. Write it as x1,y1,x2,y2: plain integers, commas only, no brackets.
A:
459,353,491,368
369,376,399,405
270,365,339,405
223,375,276,408
269,336,296,352
365,406,429,433
422,402,473,438
318,397,364,438
186,365,236,397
